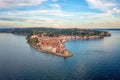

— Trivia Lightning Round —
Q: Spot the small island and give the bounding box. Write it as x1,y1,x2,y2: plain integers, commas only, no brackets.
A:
27,28,111,58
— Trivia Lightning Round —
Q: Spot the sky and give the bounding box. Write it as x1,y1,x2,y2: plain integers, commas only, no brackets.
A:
0,0,120,28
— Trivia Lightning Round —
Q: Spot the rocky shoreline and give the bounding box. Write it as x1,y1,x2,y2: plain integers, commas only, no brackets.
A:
30,43,73,58
28,35,73,58
28,32,111,58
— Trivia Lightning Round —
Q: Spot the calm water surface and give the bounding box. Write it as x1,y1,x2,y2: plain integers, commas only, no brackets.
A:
0,30,120,80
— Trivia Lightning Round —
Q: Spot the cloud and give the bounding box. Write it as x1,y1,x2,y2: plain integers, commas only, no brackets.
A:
0,17,25,22
49,4,61,9
0,9,74,17
0,17,54,24
86,0,117,11
112,7,120,13
0,16,61,28
0,0,47,9
0,0,119,28
86,0,120,20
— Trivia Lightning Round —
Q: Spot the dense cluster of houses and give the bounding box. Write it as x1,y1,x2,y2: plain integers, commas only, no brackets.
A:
30,35,71,56
30,31,111,57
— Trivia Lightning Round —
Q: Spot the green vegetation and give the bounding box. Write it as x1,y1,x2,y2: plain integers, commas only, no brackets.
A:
0,27,111,37
31,28,110,37
28,37,38,45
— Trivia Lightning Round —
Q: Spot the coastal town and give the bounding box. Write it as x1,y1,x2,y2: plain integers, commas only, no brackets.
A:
29,35,73,57
28,29,111,57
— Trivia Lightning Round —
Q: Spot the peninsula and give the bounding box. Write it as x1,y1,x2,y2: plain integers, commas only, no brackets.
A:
27,28,111,58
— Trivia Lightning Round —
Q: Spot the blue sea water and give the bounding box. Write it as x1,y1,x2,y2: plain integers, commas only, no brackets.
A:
0,30,120,80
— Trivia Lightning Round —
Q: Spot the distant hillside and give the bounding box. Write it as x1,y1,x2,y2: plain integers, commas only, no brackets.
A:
0,27,111,37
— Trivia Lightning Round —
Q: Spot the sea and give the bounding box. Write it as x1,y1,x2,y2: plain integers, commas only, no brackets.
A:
0,30,120,80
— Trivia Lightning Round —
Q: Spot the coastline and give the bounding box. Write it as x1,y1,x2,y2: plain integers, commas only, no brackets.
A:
29,42,73,58
28,32,111,58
